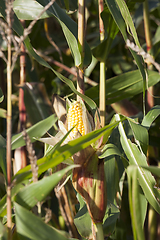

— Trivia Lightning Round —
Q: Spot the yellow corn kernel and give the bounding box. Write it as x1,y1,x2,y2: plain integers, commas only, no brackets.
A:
67,101,85,138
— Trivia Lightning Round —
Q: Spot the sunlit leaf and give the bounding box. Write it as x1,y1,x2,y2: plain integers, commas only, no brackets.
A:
0,0,95,113
12,0,91,68
86,70,160,105
11,114,57,150
99,143,123,159
14,165,76,209
13,120,120,183
0,108,6,118
127,118,149,155
115,0,140,47
0,88,4,103
115,114,160,215
127,166,145,240
142,105,160,128
105,0,147,106
141,165,160,178
13,0,52,20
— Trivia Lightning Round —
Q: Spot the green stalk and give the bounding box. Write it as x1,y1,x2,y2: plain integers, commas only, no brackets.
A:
77,0,85,100
92,222,104,240
98,0,106,127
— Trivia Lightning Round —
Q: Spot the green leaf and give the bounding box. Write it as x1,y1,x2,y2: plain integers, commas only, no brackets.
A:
99,143,123,159
127,166,145,240
12,0,91,68
0,220,7,240
115,0,140,47
37,0,91,68
14,165,76,209
74,195,92,239
14,202,69,240
13,0,53,20
0,88,4,103
105,0,147,106
0,181,30,217
103,203,120,236
0,0,95,111
115,114,160,215
11,114,58,150
141,165,160,178
104,156,119,204
0,109,6,118
86,70,160,105
13,120,120,182
142,105,160,128
127,118,149,155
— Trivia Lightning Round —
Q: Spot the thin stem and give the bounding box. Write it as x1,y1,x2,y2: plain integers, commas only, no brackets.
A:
6,0,13,237
18,20,27,170
77,0,85,100
143,3,156,238
98,0,106,127
143,0,152,53
143,0,154,111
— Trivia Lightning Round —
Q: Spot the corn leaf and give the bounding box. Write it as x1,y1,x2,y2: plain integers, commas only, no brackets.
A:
14,165,76,209
0,108,6,118
142,105,160,128
99,143,123,159
12,0,91,68
103,203,120,236
11,114,58,150
74,194,92,239
127,118,149,155
0,88,4,103
13,0,52,19
115,114,160,215
140,165,160,178
0,221,7,240
1,0,96,112
14,202,70,240
115,0,140,47
127,166,145,240
13,120,120,183
86,70,160,105
105,0,147,113
105,0,146,79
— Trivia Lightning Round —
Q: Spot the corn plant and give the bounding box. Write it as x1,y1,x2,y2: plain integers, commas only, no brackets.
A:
0,0,160,240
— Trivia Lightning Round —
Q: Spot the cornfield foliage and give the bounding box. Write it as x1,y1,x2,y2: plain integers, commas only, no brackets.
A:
0,0,160,239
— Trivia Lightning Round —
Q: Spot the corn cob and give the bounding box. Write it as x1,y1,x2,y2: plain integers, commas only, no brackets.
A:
67,101,85,138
